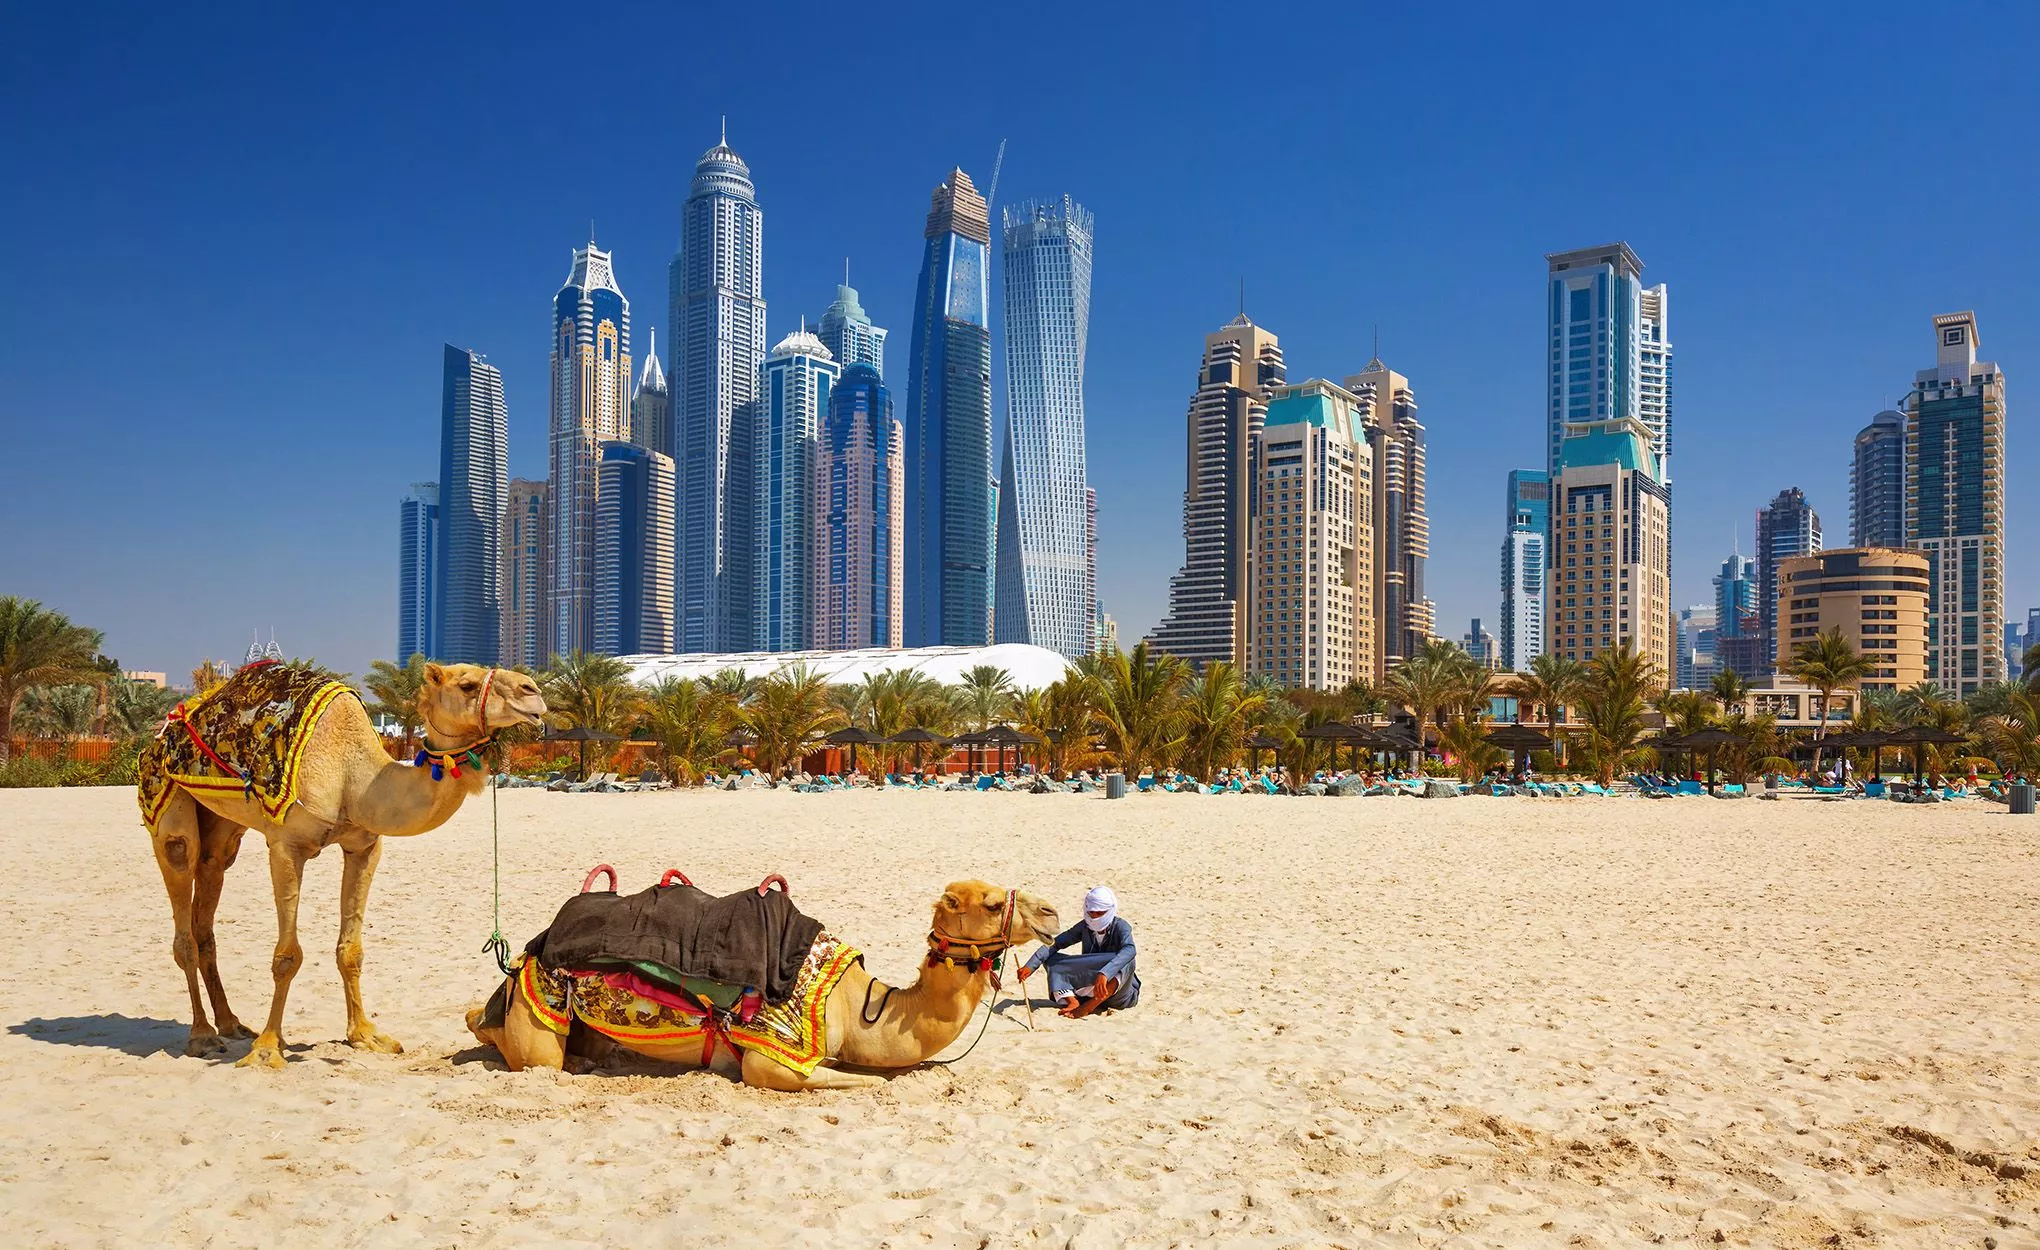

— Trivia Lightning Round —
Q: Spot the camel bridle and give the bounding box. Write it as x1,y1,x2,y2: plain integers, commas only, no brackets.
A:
925,888,1020,985
417,667,501,780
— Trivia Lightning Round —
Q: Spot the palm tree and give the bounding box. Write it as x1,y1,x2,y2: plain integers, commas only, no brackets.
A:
1576,643,1658,787
17,684,98,741
1975,688,2040,780
703,667,757,703
1717,710,1784,784
1656,689,1720,738
1093,643,1186,779
1178,661,1265,782
643,677,735,785
1384,641,1482,773
1016,673,1097,778
363,654,431,753
2025,643,2040,694
742,663,841,779
1508,653,1587,766
957,664,1017,732
0,598,105,764
542,651,641,772
104,677,179,740
189,659,230,695
1785,628,1874,773
1439,712,1504,782
1709,668,1752,716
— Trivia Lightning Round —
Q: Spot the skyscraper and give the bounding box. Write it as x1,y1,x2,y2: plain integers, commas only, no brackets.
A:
436,344,507,665
1499,469,1549,672
1547,418,1672,678
1546,244,1671,484
593,442,676,656
499,479,549,668
1345,358,1430,675
1755,487,1821,680
903,167,994,647
548,240,632,657
1850,409,1906,548
1247,380,1374,691
671,130,766,653
1461,619,1499,670
813,363,905,650
632,328,670,458
1905,311,2007,695
995,196,1095,660
756,328,838,652
818,279,887,377
398,483,440,661
1085,486,1099,654
1676,606,1718,691
1148,315,1285,668
1713,550,1764,681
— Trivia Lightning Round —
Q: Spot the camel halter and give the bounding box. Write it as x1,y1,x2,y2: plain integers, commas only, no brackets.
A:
926,888,1019,988
416,667,499,781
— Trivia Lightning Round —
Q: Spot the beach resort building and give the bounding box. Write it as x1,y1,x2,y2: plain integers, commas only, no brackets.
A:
1547,417,1673,680
1149,315,1287,669
995,196,1096,660
1904,311,2006,695
549,240,633,657
1499,468,1549,672
1545,244,1672,485
670,129,767,654
630,328,670,463
817,279,886,378
1775,547,1928,691
1247,379,1375,691
1752,487,1822,681
813,364,905,650
1345,358,1431,678
435,345,508,666
754,329,838,653
499,479,550,668
903,168,995,648
593,441,676,657
397,482,439,661
1850,409,1906,549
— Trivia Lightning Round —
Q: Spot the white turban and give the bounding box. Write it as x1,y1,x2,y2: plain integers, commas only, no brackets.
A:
1082,885,1118,933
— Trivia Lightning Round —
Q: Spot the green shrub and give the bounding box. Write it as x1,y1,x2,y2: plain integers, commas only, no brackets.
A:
0,755,62,787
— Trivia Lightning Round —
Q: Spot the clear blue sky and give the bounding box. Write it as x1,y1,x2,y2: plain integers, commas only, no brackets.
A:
3,1,2034,681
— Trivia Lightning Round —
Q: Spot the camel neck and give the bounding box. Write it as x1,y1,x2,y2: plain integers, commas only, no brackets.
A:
840,960,989,1067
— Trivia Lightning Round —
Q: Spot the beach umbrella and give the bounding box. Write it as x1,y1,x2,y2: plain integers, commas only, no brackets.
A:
1823,728,1890,779
1883,724,1968,784
1486,722,1553,776
1676,726,1745,795
1245,732,1285,771
886,726,949,774
821,725,883,774
1300,721,1372,773
542,724,623,781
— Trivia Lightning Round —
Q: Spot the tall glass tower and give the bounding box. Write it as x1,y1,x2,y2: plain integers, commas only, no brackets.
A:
1755,486,1821,678
631,327,670,458
814,364,905,650
549,241,631,657
1546,244,1671,485
670,130,766,653
397,483,439,661
1346,358,1431,676
903,168,994,647
818,279,887,378
995,196,1095,659
1850,409,1906,548
755,329,838,652
437,344,507,665
593,441,676,656
1499,468,1549,672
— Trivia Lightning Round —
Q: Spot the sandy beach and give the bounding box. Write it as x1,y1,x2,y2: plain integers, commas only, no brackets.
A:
4,785,2037,1247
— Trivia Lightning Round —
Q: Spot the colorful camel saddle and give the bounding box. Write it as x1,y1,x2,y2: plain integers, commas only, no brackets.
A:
510,934,863,1076
137,662,358,834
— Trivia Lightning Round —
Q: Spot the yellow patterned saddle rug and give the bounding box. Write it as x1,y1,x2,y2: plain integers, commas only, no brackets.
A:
514,933,862,1077
137,662,359,834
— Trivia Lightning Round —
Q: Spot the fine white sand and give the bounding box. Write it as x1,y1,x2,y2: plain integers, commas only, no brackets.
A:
3,784,2037,1247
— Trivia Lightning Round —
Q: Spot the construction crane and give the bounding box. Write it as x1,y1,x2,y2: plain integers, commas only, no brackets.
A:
986,137,1007,213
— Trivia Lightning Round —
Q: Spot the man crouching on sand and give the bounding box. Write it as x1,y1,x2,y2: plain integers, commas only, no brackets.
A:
1018,885,1141,1018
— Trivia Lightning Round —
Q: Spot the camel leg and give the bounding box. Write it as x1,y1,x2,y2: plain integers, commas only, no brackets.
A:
741,1049,885,1091
237,838,308,1069
337,838,401,1053
192,816,253,1039
464,979,566,1072
148,790,221,1057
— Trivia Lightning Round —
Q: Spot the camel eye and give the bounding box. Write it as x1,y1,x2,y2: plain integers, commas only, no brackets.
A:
461,681,479,692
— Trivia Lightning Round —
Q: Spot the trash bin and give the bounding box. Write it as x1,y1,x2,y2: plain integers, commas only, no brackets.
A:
1104,772,1126,800
2013,783,2037,815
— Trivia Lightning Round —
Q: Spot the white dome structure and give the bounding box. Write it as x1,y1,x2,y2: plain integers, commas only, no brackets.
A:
618,643,1075,693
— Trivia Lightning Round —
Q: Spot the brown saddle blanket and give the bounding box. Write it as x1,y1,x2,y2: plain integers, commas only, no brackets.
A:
523,878,823,1006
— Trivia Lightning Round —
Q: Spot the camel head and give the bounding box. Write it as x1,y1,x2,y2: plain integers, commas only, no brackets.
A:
419,663,547,743
932,880,1061,951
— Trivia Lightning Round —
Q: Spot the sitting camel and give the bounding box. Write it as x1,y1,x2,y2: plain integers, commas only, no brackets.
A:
467,880,1057,1090
142,662,547,1066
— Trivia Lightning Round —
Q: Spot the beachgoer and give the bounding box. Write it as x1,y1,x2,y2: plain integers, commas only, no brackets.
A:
1019,885,1141,1018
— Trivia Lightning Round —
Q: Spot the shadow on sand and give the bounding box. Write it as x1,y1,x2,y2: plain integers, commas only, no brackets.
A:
9,1014,195,1058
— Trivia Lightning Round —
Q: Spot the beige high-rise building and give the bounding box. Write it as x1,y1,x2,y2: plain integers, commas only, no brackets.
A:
1247,380,1375,690
1547,417,1673,681
1776,548,1929,691
1344,358,1431,678
499,478,550,668
1149,314,1285,668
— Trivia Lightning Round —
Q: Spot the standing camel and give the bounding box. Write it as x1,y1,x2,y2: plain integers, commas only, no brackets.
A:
468,880,1058,1090
141,661,546,1066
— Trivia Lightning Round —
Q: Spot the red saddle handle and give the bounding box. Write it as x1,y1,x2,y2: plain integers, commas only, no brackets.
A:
659,869,693,888
580,864,617,893
757,874,789,898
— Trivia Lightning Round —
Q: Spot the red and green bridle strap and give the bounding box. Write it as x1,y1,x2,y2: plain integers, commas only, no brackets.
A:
415,668,500,781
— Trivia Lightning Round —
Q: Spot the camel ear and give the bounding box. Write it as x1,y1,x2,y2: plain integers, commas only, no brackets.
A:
939,891,963,912
423,663,448,687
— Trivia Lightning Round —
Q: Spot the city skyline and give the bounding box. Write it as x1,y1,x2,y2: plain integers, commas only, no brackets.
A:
8,6,2036,682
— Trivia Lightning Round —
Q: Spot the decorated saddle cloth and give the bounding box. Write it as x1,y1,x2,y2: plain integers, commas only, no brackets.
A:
524,879,824,1006
137,662,358,834
511,934,863,1077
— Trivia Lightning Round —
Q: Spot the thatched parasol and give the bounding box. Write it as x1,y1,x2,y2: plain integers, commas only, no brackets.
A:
1882,724,1968,784
1674,726,1745,794
885,726,950,774
542,724,623,780
1486,722,1554,776
821,725,883,773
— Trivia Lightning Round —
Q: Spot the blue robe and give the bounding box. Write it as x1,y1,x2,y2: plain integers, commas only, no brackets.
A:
1024,917,1140,1009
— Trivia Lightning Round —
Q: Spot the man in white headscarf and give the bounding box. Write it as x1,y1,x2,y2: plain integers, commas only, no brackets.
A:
1018,885,1140,1017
